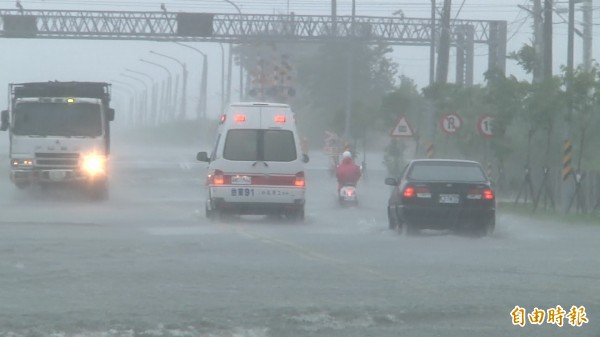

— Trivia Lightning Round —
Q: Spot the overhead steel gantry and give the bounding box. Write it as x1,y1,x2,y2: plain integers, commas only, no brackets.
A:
0,9,507,83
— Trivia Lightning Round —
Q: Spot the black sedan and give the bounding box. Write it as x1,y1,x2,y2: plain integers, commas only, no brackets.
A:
385,159,495,237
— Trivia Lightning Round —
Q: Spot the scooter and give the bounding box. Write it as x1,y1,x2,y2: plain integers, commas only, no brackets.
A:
338,185,358,206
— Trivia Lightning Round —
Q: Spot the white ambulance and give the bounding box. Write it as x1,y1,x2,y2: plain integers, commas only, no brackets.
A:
197,102,309,221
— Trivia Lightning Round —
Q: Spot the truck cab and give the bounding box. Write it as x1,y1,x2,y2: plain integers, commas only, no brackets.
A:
0,82,115,199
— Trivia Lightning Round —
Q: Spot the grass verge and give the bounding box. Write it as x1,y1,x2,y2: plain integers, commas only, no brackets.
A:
497,201,600,225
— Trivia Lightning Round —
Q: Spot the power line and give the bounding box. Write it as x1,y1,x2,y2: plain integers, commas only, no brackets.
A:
0,0,530,15
453,0,467,20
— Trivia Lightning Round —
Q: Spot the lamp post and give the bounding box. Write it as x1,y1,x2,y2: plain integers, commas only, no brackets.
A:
111,82,138,126
120,74,149,125
150,51,188,120
430,0,436,86
344,0,356,140
223,0,244,101
175,42,208,120
219,43,225,114
140,58,174,122
124,68,159,126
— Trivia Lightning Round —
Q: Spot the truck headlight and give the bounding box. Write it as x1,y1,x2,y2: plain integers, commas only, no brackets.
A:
81,154,106,176
11,159,33,167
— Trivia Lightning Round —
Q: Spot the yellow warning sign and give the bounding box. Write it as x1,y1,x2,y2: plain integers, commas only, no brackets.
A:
426,143,434,158
563,140,573,181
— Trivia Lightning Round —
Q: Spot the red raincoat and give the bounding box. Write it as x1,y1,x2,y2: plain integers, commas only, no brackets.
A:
336,157,361,190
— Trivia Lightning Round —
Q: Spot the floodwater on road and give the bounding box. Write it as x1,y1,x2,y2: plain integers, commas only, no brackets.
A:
0,144,598,337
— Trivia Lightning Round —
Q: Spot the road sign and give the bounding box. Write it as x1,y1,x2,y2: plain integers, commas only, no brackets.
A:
440,112,463,134
477,114,494,137
390,115,414,138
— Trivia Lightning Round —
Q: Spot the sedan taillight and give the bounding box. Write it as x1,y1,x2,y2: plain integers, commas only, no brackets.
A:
467,188,483,200
404,186,431,198
467,188,494,200
403,186,415,198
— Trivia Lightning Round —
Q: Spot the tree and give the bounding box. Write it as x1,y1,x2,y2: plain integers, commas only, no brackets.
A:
524,77,564,166
484,70,527,168
294,43,397,140
508,43,537,75
379,76,424,175
566,64,600,170
422,83,490,160
379,75,424,127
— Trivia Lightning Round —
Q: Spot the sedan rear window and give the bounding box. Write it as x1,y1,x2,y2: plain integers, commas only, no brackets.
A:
408,162,487,182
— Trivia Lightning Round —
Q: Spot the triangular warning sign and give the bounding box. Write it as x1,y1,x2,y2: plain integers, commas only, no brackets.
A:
390,116,414,138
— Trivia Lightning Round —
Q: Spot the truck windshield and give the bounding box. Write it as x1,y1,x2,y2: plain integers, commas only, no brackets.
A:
12,101,103,137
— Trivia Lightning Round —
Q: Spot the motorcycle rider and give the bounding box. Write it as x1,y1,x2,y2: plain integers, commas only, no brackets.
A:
336,150,361,191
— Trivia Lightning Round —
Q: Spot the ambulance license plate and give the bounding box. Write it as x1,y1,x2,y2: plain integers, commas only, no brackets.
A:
231,188,254,197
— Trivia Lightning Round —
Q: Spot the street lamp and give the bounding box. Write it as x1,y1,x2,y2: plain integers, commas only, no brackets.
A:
121,73,149,93
219,43,225,114
111,82,138,126
175,42,208,120
344,0,356,140
150,50,188,120
223,0,244,102
140,58,174,122
430,0,436,86
223,0,241,14
125,68,159,125
121,73,150,125
112,80,139,96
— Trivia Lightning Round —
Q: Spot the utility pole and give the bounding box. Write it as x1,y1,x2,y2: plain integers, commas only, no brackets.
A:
429,0,436,85
582,0,592,72
172,74,180,121
344,0,355,140
567,0,574,101
435,0,451,84
533,0,544,82
227,44,233,104
564,0,575,186
331,0,337,35
201,56,208,118
219,43,225,114
181,64,188,119
543,0,553,78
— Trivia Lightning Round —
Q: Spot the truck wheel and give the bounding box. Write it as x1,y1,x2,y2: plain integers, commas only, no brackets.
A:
88,180,108,201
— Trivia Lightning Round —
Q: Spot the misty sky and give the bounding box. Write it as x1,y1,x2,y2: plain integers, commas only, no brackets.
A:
0,0,598,119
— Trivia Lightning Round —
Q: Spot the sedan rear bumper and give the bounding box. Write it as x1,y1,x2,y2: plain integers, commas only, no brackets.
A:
398,205,495,230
